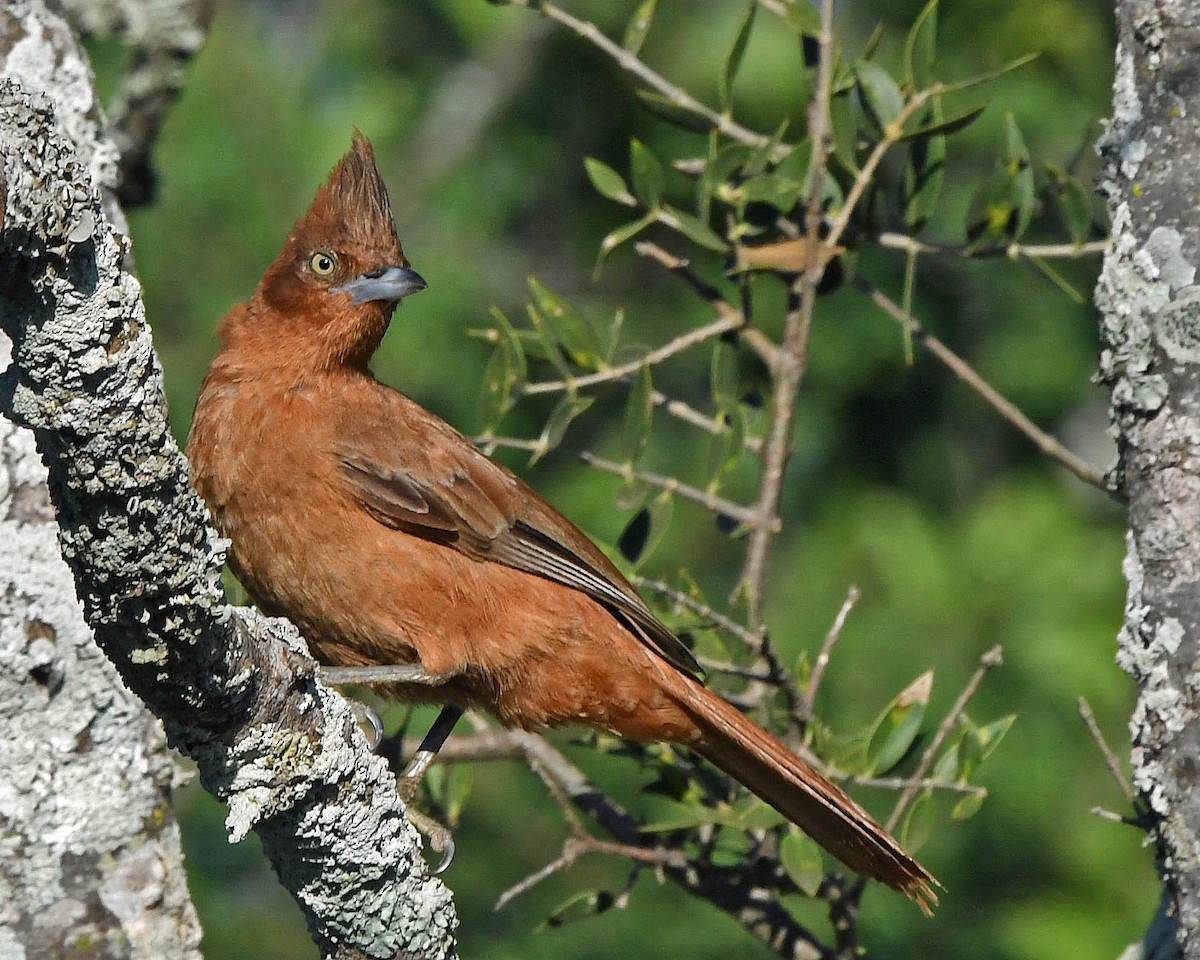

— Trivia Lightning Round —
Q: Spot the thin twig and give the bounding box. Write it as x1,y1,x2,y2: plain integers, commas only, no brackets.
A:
885,644,1004,832
848,775,986,796
633,241,778,370
633,575,759,646
494,835,687,912
577,450,768,528
878,232,1110,260
825,85,944,251
738,0,837,627
653,388,764,453
524,313,743,395
801,584,860,719
856,277,1110,494
505,0,776,155
1078,696,1135,802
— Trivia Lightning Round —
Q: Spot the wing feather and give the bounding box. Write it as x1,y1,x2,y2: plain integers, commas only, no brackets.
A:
337,446,702,678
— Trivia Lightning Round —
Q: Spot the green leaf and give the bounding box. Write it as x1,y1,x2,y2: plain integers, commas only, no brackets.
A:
734,797,787,831
699,142,754,220
1004,111,1034,239
527,278,603,367
535,890,619,932
662,205,729,251
780,830,824,897
738,174,803,214
707,404,747,482
746,119,790,178
476,308,527,426
941,52,1038,95
860,22,885,61
643,490,674,564
614,476,649,511
781,1,820,36
532,394,594,464
951,789,986,821
931,730,963,782
829,88,859,172
584,157,635,205
976,713,1017,761
903,0,938,90
630,139,665,208
595,211,658,274
710,339,739,408
856,61,904,133
899,103,984,142
1048,164,1094,245
621,364,653,463
957,719,984,782
427,763,473,825
641,801,729,832
720,1,757,109
900,788,936,852
636,89,719,134
623,0,657,55
902,104,940,232
478,345,513,427
866,669,932,775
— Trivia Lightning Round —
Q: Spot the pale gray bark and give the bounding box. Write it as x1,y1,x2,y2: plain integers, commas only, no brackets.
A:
0,2,458,957
1097,2,1200,954
0,393,203,960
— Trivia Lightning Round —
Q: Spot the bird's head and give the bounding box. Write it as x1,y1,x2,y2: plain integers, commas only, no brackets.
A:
251,132,426,369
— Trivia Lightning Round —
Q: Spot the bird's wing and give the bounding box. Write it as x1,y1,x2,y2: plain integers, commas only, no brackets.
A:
336,432,703,679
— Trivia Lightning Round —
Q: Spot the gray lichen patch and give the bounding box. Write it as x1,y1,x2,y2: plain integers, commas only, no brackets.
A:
1156,286,1200,364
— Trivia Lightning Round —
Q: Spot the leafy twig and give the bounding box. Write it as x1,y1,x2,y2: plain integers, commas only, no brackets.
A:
577,450,767,528
886,644,1004,832
504,0,777,155
524,313,743,395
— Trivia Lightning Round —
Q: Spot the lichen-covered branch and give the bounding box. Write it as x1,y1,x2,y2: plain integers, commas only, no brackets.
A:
1096,2,1200,954
0,3,457,957
62,0,215,206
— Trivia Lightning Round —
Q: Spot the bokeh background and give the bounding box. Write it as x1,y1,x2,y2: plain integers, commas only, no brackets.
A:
90,0,1152,957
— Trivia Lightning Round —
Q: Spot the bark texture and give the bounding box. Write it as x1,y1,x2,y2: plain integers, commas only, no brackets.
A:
1097,2,1200,952
0,2,458,957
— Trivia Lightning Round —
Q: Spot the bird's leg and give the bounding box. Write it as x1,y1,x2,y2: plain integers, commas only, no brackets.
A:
396,705,464,874
398,705,464,799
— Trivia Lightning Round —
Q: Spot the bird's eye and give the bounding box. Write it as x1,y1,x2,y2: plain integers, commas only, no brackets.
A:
309,251,338,276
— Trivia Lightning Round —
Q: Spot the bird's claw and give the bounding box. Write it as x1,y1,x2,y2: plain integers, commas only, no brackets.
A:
404,806,456,873
349,701,385,751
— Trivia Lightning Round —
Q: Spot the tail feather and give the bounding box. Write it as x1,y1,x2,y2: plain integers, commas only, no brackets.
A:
680,680,939,913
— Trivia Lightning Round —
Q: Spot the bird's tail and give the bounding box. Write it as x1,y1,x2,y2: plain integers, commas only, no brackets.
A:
676,678,938,913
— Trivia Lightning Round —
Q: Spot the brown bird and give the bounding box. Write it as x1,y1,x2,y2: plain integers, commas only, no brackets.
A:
186,133,937,912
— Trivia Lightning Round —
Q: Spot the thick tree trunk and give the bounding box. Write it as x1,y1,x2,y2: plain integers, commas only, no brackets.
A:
0,2,458,957
1098,2,1200,953
0,412,203,959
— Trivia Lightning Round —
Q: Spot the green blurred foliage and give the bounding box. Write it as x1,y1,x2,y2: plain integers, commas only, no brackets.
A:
94,0,1155,957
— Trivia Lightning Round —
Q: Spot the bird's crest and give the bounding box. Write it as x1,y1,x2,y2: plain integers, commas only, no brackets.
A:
292,132,402,258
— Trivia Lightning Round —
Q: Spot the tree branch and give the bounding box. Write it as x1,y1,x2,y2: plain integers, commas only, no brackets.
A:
0,13,457,954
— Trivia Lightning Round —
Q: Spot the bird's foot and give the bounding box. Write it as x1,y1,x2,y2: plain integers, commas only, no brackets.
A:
404,805,456,874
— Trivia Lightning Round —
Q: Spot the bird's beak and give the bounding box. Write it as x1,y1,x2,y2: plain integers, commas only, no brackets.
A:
333,265,427,305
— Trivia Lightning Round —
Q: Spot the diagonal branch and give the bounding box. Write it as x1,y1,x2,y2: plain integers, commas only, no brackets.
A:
0,59,456,960
855,277,1110,494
